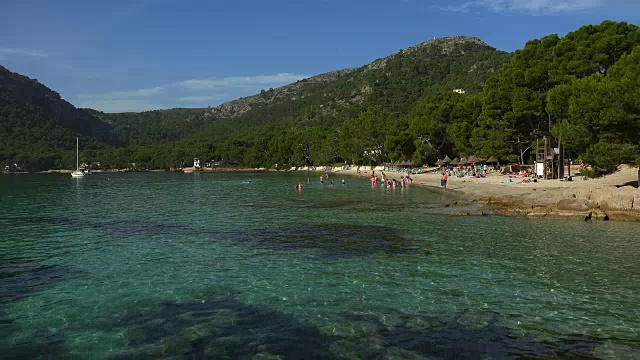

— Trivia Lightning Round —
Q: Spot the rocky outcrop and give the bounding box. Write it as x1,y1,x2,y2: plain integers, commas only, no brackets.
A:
455,185,640,221
206,36,497,119
556,186,639,212
556,198,598,211
206,68,357,119
594,187,637,211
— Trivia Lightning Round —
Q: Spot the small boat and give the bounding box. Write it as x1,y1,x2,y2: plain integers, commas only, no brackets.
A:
71,137,85,178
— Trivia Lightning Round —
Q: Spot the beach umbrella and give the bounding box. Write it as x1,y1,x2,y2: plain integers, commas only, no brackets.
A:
435,159,443,166
467,155,479,164
451,157,460,165
442,155,452,163
486,156,498,163
459,156,468,165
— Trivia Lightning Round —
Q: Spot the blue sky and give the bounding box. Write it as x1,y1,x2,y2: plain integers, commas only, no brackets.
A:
1,0,639,112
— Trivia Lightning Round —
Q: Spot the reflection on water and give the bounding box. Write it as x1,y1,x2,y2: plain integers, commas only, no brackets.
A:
1,172,639,358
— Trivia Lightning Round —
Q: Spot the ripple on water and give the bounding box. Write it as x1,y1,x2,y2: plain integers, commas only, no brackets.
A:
1,173,640,359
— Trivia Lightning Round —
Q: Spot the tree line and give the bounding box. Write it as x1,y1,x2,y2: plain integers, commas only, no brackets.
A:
2,21,638,175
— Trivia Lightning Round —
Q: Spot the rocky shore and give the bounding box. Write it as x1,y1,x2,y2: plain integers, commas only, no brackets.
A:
332,165,640,222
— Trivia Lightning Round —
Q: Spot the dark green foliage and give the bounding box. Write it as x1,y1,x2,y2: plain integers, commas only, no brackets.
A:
87,108,211,147
3,22,640,175
0,66,118,170
581,143,639,177
472,21,640,171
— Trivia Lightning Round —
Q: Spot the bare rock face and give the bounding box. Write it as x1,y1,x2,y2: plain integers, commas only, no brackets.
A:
557,198,597,211
572,187,594,200
634,190,640,211
594,187,636,211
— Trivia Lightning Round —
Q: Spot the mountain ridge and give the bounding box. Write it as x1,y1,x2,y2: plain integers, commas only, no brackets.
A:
2,33,511,170
206,35,503,120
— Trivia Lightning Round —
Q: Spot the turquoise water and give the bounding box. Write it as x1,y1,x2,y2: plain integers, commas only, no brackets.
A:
1,172,639,359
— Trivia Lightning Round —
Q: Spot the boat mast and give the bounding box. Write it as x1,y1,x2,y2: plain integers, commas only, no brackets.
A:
76,137,79,170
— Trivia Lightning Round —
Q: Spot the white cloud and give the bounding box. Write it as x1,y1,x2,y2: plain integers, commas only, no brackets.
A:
78,86,164,101
178,95,228,102
175,73,308,90
76,99,162,113
439,0,603,13
0,47,48,58
76,73,309,112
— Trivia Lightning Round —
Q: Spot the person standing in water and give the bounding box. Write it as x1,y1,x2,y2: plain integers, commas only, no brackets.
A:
441,171,448,192
341,178,346,185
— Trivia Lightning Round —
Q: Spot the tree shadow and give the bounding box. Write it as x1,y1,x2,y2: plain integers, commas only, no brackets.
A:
100,291,338,359
236,223,425,258
614,180,639,189
340,309,639,359
1,326,78,360
0,256,83,304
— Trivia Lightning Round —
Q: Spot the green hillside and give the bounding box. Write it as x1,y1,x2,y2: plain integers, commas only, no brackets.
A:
2,21,639,173
0,66,118,171
86,108,211,147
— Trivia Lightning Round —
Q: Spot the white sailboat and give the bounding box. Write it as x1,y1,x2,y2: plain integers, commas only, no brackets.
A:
70,137,85,178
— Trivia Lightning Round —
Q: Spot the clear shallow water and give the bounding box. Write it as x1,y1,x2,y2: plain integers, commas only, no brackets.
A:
1,172,639,359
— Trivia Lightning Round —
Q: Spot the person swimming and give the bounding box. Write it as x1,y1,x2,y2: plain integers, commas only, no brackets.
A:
341,178,346,185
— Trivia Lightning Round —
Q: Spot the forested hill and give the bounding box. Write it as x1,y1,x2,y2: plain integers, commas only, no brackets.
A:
1,35,510,171
0,65,119,171
2,21,638,173
0,65,114,142
194,21,639,174
85,108,211,148
206,36,509,125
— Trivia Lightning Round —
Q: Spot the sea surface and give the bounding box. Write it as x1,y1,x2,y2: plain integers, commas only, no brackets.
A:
1,172,639,359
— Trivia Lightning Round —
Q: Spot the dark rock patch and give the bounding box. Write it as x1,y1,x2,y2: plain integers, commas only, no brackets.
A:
237,223,421,258
0,257,81,304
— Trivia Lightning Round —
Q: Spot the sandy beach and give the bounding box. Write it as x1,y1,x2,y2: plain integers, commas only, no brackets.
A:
329,165,640,221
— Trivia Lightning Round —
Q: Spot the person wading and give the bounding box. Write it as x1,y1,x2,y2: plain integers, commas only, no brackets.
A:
441,171,448,192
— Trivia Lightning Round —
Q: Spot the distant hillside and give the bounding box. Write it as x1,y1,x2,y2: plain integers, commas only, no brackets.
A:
0,36,511,170
4,22,637,173
205,36,510,127
0,65,118,170
85,108,211,147
0,65,115,142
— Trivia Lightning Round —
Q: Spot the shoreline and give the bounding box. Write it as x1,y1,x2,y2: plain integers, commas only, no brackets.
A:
6,165,639,221
326,165,640,222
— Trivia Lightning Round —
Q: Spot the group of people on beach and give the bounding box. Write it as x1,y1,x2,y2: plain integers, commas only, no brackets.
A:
443,164,498,178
